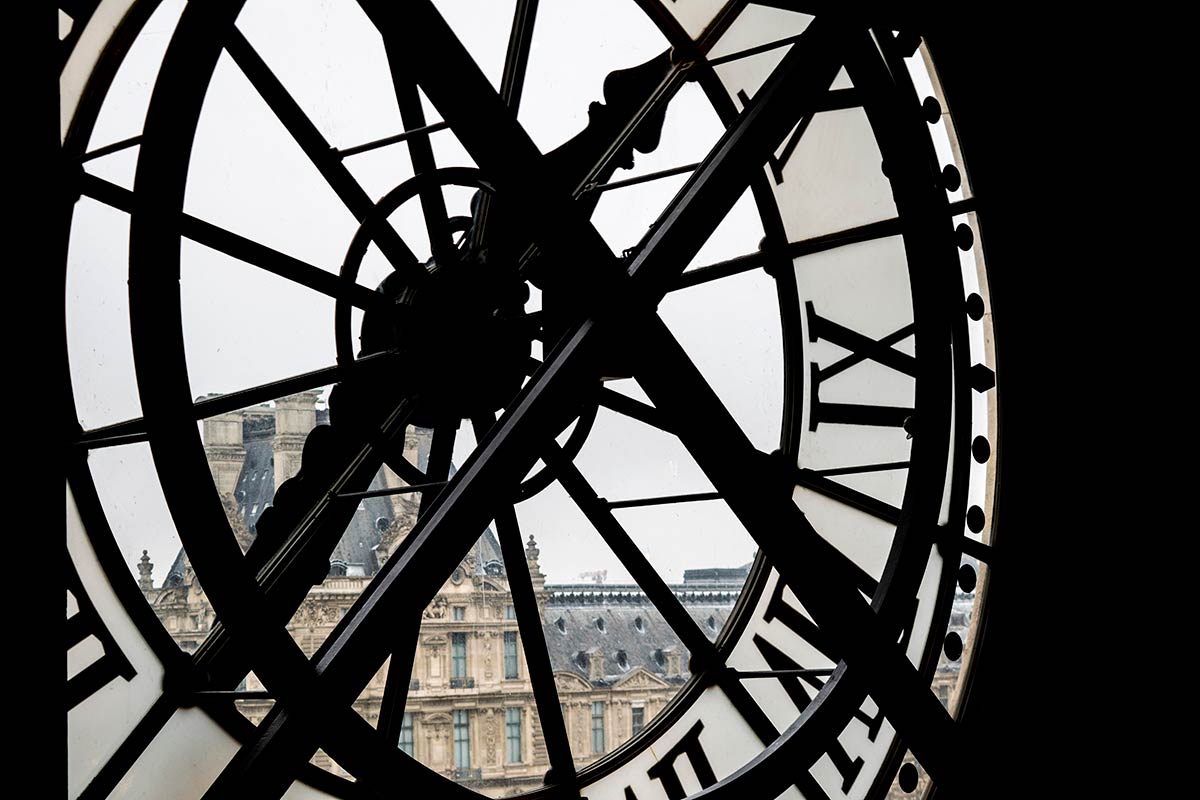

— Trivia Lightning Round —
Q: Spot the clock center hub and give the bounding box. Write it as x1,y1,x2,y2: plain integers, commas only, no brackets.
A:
358,250,533,428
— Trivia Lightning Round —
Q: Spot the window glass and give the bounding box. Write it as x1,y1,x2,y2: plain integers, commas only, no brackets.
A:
506,708,522,764
453,710,470,769
399,712,414,757
591,701,605,754
451,632,467,680
504,631,519,679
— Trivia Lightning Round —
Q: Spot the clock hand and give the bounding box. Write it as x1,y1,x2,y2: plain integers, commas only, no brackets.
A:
467,49,676,265
464,49,678,381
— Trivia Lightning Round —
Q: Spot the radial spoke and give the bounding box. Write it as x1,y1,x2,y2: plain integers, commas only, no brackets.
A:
336,120,450,158
80,134,141,162
605,490,722,510
334,481,447,501
669,214,906,293
376,612,423,746
377,422,457,744
597,387,675,434
814,460,909,476
223,27,422,275
74,353,400,450
628,311,963,781
733,668,836,679
470,414,577,787
545,442,722,662
499,0,540,112
385,68,454,262
582,162,700,195
418,423,458,516
793,467,901,528
78,173,386,312
467,0,540,248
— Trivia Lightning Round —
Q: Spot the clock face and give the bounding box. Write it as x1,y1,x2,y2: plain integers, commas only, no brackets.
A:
64,2,998,799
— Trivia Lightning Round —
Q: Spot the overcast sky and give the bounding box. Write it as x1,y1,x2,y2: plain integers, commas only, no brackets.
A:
68,0,785,588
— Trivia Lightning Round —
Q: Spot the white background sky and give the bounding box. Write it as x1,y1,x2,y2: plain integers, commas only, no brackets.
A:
67,0,786,587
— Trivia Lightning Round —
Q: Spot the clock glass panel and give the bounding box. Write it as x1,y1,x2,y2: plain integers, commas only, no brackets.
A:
64,2,997,799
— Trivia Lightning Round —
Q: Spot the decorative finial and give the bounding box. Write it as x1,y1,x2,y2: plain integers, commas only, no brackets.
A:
525,534,540,563
137,549,154,591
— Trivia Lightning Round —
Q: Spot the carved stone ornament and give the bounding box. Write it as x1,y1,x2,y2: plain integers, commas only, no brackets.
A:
423,595,448,619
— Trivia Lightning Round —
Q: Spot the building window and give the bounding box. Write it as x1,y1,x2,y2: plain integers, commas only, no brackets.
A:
631,706,645,736
452,606,465,621
591,701,605,754
505,605,516,619
453,710,470,768
504,631,519,679
399,712,414,756
451,632,467,679
506,707,522,763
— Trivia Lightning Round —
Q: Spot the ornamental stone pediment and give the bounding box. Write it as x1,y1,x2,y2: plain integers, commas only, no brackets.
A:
613,667,670,690
553,671,592,692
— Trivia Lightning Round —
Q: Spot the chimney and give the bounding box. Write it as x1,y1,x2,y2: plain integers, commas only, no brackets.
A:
273,391,321,488
201,408,246,500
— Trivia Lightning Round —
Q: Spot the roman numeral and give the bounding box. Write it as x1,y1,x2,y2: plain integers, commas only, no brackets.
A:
624,720,716,800
752,578,920,794
806,301,915,431
67,560,136,710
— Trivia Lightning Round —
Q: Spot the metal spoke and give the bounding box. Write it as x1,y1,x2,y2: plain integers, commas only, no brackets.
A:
384,69,454,262
223,26,422,275
377,422,456,744
376,613,423,747
606,490,722,510
470,0,537,249
814,460,909,477
334,481,448,501
545,442,722,662
669,197,977,294
499,0,540,112
471,414,578,788
336,120,450,158
794,467,902,527
732,668,836,679
80,134,141,162
418,424,458,517
78,173,386,312
75,351,400,450
581,162,700,195
597,387,675,434
707,32,809,67
960,536,992,564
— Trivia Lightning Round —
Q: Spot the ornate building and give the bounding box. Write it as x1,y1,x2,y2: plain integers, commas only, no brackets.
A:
137,392,751,797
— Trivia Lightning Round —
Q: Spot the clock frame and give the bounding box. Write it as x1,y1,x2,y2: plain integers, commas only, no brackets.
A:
64,2,999,799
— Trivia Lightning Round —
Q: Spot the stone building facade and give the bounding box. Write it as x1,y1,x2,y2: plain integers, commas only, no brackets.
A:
137,392,745,797
136,392,970,798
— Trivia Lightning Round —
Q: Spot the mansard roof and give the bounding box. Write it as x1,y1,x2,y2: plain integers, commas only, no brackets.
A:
540,569,746,685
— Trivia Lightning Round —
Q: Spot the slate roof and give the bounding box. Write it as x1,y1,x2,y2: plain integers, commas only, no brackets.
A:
540,566,748,684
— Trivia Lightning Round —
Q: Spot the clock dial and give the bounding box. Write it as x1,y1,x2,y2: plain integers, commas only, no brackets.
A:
64,2,998,799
